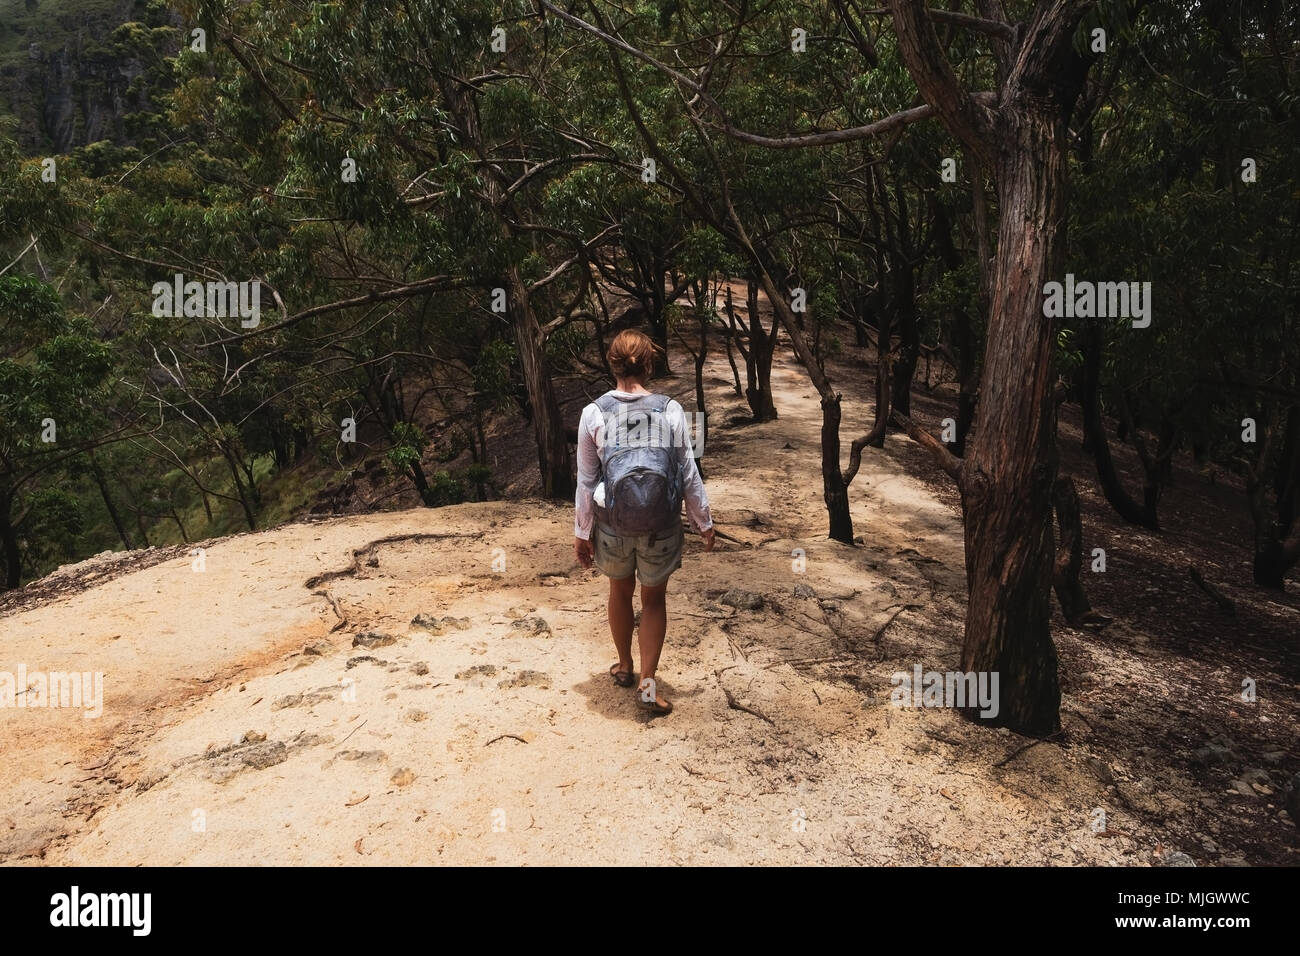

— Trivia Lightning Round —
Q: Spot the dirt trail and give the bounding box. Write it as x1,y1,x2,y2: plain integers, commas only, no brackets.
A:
1,339,1206,866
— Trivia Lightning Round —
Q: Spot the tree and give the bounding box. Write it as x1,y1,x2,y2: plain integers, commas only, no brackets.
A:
0,275,114,588
550,0,1100,733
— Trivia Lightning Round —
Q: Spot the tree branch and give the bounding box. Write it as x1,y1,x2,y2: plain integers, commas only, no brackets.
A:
202,275,474,347
891,411,963,484
928,8,1015,43
886,0,996,167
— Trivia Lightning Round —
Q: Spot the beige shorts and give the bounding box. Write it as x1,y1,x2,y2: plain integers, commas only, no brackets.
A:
592,522,684,587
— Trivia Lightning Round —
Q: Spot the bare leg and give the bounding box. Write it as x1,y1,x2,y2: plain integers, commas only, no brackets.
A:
608,575,636,675
638,581,669,706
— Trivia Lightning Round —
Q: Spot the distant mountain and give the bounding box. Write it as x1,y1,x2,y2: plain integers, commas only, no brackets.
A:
0,0,177,154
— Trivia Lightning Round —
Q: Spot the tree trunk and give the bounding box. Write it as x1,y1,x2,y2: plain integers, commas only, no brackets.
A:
739,268,851,542
508,268,574,499
953,308,978,457
1051,476,1092,624
439,77,574,500
693,289,710,480
221,444,258,530
651,255,670,376
90,454,132,550
723,289,744,396
1080,326,1160,529
958,105,1066,735
1251,405,1300,588
866,309,892,448
888,268,919,418
745,280,778,421
822,393,854,543
0,492,20,590
1252,533,1300,589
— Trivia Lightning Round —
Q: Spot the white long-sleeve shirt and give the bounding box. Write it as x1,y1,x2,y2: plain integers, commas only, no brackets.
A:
574,390,712,539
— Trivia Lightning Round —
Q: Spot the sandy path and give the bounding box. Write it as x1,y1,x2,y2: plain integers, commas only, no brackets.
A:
4,338,1154,865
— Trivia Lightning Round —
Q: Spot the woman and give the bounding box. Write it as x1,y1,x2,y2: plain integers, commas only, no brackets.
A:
574,330,715,716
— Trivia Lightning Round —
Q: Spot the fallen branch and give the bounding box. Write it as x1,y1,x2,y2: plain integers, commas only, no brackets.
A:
890,411,963,484
712,528,749,545
993,731,1066,768
338,719,367,746
486,734,529,746
313,588,348,631
870,603,924,642
680,762,729,783
305,531,480,588
1188,565,1236,617
720,685,775,725
924,729,964,748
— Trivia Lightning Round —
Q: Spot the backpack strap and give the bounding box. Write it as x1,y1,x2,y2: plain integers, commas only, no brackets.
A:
594,392,676,473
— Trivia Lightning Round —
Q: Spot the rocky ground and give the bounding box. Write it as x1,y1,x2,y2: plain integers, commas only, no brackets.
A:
2,296,1297,865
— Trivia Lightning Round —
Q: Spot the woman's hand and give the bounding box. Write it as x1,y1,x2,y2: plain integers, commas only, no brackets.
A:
574,535,594,568
701,527,716,552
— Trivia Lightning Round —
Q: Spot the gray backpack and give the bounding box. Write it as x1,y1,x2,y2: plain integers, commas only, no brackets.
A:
594,392,683,535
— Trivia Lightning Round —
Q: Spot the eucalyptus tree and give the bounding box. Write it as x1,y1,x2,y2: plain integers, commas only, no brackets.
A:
1067,0,1300,584
548,0,1113,733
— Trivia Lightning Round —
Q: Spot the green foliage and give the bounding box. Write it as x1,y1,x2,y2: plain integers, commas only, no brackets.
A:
0,0,1295,591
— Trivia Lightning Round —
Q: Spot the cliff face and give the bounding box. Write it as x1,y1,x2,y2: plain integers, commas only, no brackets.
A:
27,35,141,151
0,0,168,154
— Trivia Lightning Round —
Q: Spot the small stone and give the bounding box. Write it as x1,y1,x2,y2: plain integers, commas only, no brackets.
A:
497,670,552,690
1157,851,1196,867
1229,779,1256,797
1284,772,1300,825
706,830,734,850
391,768,416,787
410,613,444,635
241,730,267,744
353,631,398,649
793,583,816,600
270,688,335,711
720,589,763,611
404,710,428,722
455,664,498,680
302,641,333,656
346,656,382,669
1193,742,1235,767
408,613,444,634
510,616,552,636
411,662,430,676
239,741,288,770
337,750,388,765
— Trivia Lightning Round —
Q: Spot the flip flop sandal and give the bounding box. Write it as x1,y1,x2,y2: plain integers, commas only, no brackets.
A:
637,696,673,716
609,662,635,687
637,679,673,716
